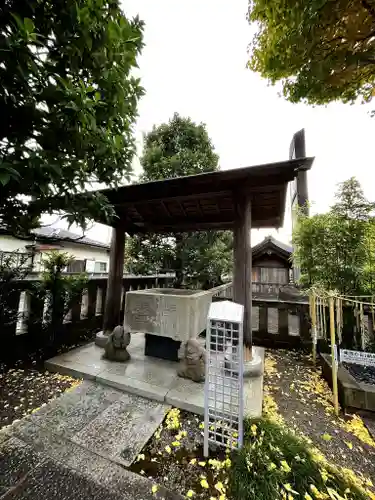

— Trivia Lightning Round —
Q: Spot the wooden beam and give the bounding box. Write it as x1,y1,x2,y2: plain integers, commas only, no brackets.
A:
119,214,279,234
233,193,252,352
141,220,236,233
112,190,233,208
102,226,126,334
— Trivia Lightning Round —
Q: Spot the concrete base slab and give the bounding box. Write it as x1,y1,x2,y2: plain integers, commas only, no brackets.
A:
97,371,168,402
166,377,205,415
46,336,264,418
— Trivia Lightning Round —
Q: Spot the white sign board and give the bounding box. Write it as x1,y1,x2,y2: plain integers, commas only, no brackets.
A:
204,301,244,458
312,327,317,345
333,344,339,367
340,349,375,367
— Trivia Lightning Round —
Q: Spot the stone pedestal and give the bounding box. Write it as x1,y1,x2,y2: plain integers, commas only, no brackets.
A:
224,347,263,378
95,331,109,348
243,351,263,378
145,334,181,362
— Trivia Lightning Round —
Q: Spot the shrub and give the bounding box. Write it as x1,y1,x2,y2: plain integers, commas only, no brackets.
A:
230,418,369,500
35,251,88,344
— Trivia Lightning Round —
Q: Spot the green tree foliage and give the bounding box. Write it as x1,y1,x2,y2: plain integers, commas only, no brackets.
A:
293,177,375,295
0,0,144,234
126,113,233,288
247,0,375,104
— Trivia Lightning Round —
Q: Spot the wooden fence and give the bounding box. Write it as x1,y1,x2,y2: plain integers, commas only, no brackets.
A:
1,274,174,364
212,284,310,348
252,281,287,296
251,298,310,347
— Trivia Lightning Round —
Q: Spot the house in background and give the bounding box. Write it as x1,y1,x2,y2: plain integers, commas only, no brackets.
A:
0,227,110,274
251,235,293,296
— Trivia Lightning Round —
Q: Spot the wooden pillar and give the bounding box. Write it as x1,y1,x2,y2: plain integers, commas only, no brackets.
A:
102,226,126,334
292,128,309,215
233,194,252,359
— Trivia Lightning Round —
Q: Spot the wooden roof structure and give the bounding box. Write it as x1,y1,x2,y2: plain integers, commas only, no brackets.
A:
252,235,293,260
92,157,313,233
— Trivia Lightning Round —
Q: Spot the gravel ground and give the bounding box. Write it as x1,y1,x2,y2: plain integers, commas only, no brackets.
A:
265,349,375,486
0,367,80,429
343,362,375,385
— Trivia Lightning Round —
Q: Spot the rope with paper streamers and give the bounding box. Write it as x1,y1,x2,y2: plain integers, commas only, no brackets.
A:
308,289,375,417
309,288,375,353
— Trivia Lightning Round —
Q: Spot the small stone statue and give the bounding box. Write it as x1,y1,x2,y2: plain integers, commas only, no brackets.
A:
177,338,206,383
103,325,131,362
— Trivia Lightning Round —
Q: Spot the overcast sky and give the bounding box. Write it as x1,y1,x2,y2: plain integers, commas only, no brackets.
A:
51,0,375,246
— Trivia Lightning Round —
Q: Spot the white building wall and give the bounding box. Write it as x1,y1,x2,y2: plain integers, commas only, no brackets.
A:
58,241,109,265
0,235,30,253
0,235,109,272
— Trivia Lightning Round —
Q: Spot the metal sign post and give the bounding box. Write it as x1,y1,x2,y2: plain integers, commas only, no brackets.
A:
204,301,244,458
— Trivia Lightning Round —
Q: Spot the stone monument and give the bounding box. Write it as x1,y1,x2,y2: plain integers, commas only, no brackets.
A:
177,338,206,383
102,325,131,362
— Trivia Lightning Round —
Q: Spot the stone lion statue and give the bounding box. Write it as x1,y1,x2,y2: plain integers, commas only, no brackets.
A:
177,338,206,383
103,324,131,362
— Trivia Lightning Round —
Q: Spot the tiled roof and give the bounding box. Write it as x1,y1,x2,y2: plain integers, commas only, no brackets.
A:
252,235,293,256
31,227,110,250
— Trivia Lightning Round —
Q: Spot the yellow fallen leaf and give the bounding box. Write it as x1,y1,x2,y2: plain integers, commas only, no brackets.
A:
215,481,225,493
322,433,332,441
200,479,209,489
186,490,195,498
283,483,298,494
165,445,171,454
326,487,346,500
190,458,197,465
151,484,158,494
280,460,291,473
198,461,206,467
344,441,353,450
320,469,329,483
172,441,180,447
304,494,313,500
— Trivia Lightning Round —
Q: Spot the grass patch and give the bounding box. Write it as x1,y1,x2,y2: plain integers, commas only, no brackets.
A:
229,418,372,500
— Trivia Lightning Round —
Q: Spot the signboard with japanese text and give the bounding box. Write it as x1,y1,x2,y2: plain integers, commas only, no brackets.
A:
340,349,375,367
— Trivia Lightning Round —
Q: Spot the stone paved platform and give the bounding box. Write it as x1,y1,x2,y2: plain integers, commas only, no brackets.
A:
45,334,264,417
0,382,181,499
